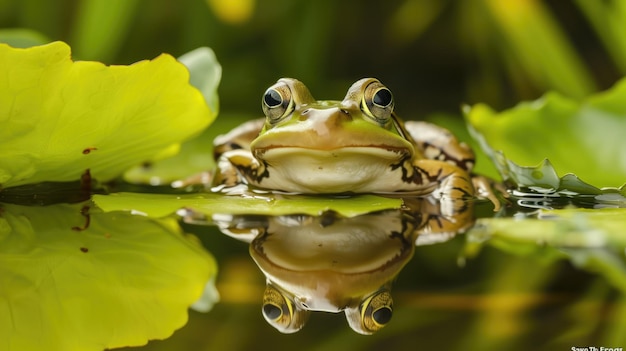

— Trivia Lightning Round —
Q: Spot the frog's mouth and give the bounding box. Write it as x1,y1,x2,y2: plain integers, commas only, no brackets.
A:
250,146,414,193
254,145,411,160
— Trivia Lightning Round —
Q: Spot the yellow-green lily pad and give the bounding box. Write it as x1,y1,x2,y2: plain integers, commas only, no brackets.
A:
465,77,626,192
0,202,217,351
0,41,214,189
93,192,403,218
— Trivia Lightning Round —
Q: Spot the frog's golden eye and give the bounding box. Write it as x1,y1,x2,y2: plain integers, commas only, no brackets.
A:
345,288,393,334
261,284,310,334
361,289,393,332
362,81,394,124
262,82,294,123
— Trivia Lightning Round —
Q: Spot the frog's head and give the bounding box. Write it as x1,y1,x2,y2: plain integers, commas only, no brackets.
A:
249,78,416,193
249,210,416,334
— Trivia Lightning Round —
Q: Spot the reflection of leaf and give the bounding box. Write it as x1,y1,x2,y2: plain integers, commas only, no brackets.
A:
0,203,217,351
0,41,213,189
466,208,626,291
93,192,403,218
465,78,626,190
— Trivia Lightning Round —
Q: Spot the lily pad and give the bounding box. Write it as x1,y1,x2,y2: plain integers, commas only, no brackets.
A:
465,77,626,191
92,192,403,218
0,202,217,351
0,41,214,189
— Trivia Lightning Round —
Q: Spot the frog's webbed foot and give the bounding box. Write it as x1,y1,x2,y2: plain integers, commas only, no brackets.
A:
211,149,261,190
471,174,509,212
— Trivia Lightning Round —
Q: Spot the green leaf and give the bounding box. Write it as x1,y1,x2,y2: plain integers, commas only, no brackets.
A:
465,77,626,190
123,47,224,186
93,192,403,218
122,113,252,186
178,46,222,114
0,203,217,351
0,41,214,189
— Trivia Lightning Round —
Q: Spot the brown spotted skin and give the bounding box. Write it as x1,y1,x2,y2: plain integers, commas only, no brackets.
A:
401,120,475,172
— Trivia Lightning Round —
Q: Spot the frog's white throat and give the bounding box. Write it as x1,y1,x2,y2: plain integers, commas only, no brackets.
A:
254,147,411,193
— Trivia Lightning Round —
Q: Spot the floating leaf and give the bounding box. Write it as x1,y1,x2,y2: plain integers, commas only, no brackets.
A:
0,203,217,351
0,41,213,189
93,192,403,218
465,78,626,191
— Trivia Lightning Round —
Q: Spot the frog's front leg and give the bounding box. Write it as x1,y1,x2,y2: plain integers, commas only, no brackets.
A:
212,149,266,189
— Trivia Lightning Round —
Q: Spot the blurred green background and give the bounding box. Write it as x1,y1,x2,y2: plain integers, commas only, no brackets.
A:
2,0,625,119
2,1,626,350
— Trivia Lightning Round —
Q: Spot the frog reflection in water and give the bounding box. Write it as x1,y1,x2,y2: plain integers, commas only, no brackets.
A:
211,77,499,208
209,197,474,334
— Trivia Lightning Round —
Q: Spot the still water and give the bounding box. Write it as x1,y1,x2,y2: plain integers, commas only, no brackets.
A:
1,189,625,351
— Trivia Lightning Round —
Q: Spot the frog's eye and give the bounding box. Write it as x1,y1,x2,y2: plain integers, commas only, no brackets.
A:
261,284,310,333
362,81,394,124
262,82,294,124
345,289,393,334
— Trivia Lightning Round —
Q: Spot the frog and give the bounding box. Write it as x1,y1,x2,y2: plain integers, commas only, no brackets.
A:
210,77,500,209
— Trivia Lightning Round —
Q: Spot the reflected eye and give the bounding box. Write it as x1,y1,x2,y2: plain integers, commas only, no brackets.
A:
261,284,310,334
372,306,392,325
360,289,393,333
262,303,283,320
262,82,294,123
362,81,394,124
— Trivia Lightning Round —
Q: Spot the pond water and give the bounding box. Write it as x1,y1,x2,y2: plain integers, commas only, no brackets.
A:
1,188,625,351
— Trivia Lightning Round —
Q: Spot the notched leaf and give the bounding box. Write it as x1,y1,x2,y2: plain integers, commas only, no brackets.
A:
0,41,215,189
465,78,626,195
